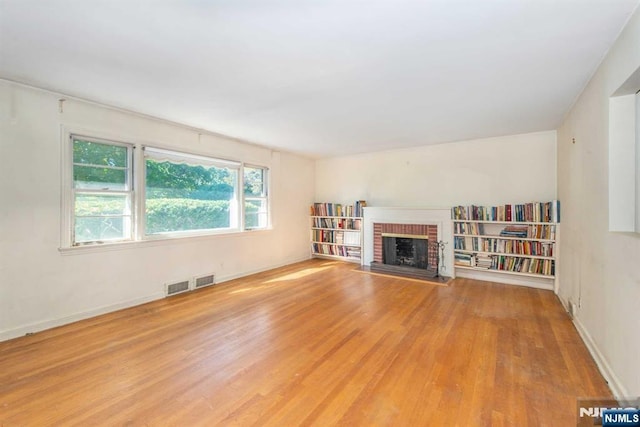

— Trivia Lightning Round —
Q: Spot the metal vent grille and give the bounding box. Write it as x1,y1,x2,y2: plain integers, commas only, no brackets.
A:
166,280,190,296
194,274,215,289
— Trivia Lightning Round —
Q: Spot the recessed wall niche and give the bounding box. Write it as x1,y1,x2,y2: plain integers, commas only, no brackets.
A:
608,66,640,233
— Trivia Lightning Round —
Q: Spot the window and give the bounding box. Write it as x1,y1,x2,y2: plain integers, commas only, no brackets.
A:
143,147,240,235
243,166,268,230
65,135,269,247
72,137,133,244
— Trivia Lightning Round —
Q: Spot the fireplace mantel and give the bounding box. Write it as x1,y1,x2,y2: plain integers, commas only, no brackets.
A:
362,207,454,278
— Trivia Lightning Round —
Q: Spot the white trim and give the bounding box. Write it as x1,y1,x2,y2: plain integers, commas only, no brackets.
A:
214,255,311,284
557,294,571,313
72,163,127,171
58,227,273,255
134,141,144,239
237,164,245,231
242,165,270,231
573,316,626,398
144,227,241,240
70,132,137,151
0,292,164,343
60,125,73,248
454,268,554,290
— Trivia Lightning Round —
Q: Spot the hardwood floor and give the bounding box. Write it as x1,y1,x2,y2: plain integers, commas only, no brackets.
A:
0,259,611,426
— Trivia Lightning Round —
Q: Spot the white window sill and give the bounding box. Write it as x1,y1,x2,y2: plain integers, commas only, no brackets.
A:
59,227,272,255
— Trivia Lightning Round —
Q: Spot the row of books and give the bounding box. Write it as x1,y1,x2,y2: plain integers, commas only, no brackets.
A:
312,217,362,230
492,256,555,276
454,223,556,240
455,253,474,266
499,225,528,238
475,254,493,269
454,237,554,257
455,252,494,269
525,224,556,240
311,230,361,245
312,243,361,259
311,200,367,217
454,222,485,235
455,254,555,276
451,201,560,223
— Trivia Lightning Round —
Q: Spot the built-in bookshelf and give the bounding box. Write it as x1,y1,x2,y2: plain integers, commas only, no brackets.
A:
311,201,366,263
451,201,560,288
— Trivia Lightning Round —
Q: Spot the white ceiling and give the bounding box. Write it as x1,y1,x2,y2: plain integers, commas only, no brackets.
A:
1,0,638,157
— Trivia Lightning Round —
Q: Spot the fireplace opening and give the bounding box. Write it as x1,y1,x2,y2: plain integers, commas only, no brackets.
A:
369,223,440,280
382,236,428,269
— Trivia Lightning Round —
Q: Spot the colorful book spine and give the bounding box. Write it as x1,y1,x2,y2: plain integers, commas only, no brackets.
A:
311,201,367,218
451,201,560,223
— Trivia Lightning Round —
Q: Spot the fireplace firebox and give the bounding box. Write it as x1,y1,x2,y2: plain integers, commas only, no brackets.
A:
382,235,429,269
369,223,439,280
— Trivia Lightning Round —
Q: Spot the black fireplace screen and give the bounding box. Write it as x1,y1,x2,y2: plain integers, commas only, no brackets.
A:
382,236,428,269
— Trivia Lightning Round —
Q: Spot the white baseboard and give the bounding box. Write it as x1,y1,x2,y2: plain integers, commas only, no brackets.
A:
0,292,165,343
215,255,311,284
573,316,627,399
454,269,554,290
557,294,572,314
0,255,312,343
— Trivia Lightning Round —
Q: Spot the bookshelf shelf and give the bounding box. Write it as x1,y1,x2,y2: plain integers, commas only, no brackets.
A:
452,219,554,226
310,241,360,247
454,265,556,280
310,253,361,262
451,201,560,285
311,201,366,264
453,233,555,243
453,249,554,261
312,227,358,232
311,216,360,219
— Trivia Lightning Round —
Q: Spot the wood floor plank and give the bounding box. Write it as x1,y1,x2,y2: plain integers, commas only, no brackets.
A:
0,259,612,426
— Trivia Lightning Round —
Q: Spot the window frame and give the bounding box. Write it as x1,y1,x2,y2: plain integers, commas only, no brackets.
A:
141,146,242,239
242,164,270,231
61,129,271,249
66,134,136,246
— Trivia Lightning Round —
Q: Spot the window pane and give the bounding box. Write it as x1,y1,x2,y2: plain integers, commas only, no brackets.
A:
75,194,129,216
74,216,128,243
244,167,265,197
145,159,238,234
245,199,267,229
73,139,127,167
74,165,127,190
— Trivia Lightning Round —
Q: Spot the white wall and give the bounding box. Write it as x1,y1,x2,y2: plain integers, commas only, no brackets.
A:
315,131,557,207
557,8,640,398
0,81,315,341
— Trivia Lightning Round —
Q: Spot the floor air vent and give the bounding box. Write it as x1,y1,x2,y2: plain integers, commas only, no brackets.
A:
194,273,215,289
166,280,190,296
